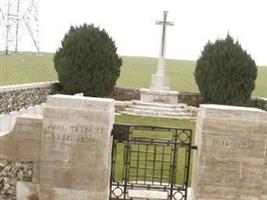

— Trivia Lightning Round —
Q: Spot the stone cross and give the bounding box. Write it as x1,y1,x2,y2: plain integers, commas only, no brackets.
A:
155,10,174,76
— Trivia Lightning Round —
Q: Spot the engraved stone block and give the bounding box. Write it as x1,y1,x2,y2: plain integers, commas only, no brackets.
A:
192,104,267,200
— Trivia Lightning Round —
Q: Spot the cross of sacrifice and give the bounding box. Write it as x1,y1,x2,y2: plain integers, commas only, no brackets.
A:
155,11,174,76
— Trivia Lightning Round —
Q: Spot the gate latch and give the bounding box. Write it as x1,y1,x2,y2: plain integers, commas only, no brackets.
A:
191,145,198,150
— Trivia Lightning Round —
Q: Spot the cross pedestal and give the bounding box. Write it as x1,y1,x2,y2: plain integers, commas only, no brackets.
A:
140,11,178,104
140,88,178,104
150,56,170,91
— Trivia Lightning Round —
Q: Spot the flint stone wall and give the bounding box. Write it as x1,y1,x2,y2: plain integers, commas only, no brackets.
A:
249,97,267,111
178,92,267,110
0,114,42,199
178,91,203,107
1,82,267,116
0,159,33,200
111,87,140,100
0,82,54,114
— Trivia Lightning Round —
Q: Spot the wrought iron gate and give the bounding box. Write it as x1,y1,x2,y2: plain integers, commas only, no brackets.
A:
110,124,196,200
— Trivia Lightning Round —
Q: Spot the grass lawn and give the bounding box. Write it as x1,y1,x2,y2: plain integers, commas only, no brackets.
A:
114,114,196,185
115,114,195,129
0,52,266,98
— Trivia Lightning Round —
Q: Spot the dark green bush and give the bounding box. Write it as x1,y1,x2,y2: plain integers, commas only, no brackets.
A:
194,35,257,106
54,24,122,97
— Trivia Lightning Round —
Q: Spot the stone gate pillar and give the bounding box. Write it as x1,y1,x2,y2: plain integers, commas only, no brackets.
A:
192,105,267,200
39,95,114,200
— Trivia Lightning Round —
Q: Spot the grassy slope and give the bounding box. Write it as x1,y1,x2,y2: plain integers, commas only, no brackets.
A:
0,52,56,85
0,53,266,97
118,56,267,97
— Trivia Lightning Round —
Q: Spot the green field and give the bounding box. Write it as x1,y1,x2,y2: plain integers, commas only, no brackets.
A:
0,53,57,85
0,52,266,97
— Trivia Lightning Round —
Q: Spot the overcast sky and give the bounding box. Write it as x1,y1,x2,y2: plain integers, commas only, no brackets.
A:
1,0,267,65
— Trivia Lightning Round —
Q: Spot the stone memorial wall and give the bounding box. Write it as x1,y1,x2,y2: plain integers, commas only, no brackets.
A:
0,94,114,200
1,93,267,200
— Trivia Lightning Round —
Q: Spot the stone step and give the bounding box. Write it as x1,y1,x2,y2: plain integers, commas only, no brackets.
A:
120,111,194,120
128,105,189,113
132,100,187,109
123,108,194,118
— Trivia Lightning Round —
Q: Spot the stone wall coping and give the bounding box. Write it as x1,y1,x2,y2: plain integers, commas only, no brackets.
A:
200,104,265,112
0,81,57,93
251,96,267,101
114,86,139,90
257,97,267,101
19,114,43,119
140,88,179,95
49,94,114,103
0,103,45,117
47,94,115,112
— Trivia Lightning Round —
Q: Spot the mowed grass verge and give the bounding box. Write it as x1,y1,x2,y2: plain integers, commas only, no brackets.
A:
0,52,266,97
114,114,196,185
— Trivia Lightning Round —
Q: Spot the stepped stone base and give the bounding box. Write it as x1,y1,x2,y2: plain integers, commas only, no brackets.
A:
119,100,196,120
140,88,178,104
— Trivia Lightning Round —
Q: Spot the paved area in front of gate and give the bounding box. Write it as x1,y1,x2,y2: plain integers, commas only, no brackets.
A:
111,185,192,200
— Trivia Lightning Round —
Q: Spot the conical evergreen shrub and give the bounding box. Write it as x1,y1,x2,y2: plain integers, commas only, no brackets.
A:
195,35,257,106
54,24,122,97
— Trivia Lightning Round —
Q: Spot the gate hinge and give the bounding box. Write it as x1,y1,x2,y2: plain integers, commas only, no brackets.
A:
112,124,130,140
